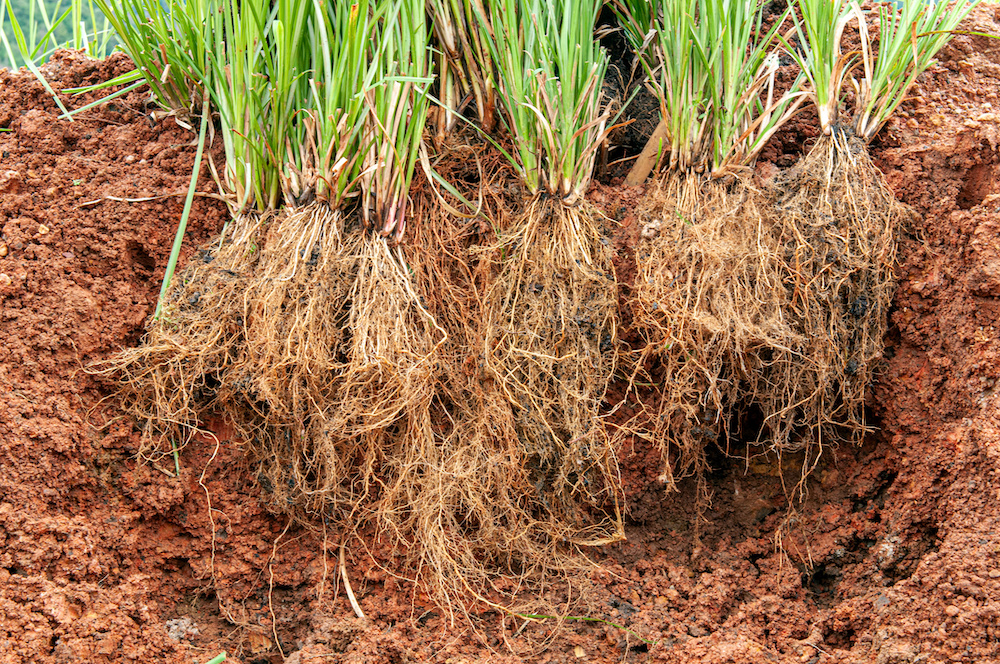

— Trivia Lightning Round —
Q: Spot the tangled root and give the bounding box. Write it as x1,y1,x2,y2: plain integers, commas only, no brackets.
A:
336,178,620,614
762,131,901,454
97,200,445,522
332,234,445,435
629,174,795,487
484,196,622,534
235,204,357,424
631,131,903,489
100,136,626,615
241,204,445,519
91,212,266,463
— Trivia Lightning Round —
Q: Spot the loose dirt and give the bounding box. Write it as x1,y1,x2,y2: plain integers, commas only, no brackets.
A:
2,7,1000,663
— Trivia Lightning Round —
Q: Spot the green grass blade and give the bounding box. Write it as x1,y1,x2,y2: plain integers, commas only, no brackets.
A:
477,0,608,200
153,98,210,320
855,0,980,141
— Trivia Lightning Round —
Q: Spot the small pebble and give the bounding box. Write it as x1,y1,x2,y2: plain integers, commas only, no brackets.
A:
0,243,6,257
38,224,49,235
688,624,708,637
989,569,1000,579
124,154,136,163
0,273,10,288
945,605,960,617
62,252,74,260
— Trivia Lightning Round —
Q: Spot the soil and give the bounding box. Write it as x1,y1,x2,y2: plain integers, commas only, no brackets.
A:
3,7,1000,664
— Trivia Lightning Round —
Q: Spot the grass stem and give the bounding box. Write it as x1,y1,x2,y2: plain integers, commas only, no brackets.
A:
153,97,209,320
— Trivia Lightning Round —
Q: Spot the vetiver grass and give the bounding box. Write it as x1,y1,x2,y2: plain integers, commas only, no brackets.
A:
475,0,625,551
614,0,807,488
615,0,803,177
853,0,979,141
89,0,497,621
615,0,976,497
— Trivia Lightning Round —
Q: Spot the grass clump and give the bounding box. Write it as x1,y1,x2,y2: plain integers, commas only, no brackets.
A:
93,0,449,602
617,0,803,486
477,0,623,544
368,0,627,613
93,0,621,617
620,0,974,492
91,0,282,467
758,0,977,477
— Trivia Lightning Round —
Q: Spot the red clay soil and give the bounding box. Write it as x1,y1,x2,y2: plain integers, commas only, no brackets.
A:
3,8,1000,663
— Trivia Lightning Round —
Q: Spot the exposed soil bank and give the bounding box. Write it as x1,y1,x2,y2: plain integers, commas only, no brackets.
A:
2,8,1000,663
